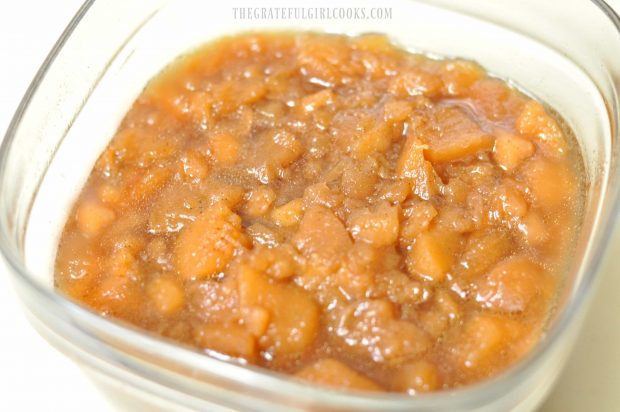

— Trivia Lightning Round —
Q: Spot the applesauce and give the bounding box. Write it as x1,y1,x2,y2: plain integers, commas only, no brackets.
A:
55,32,584,393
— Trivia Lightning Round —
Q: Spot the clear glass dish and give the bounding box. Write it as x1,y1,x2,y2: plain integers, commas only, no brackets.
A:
1,0,619,410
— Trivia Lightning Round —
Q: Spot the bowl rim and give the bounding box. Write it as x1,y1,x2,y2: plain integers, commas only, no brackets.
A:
1,0,620,409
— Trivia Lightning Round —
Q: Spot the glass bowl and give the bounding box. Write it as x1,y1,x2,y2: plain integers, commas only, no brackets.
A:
1,0,619,410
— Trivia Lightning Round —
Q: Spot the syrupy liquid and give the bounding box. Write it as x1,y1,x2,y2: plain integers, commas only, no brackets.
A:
55,32,585,393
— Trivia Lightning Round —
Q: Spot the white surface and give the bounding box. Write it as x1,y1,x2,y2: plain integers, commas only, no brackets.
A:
0,1,618,411
0,2,108,411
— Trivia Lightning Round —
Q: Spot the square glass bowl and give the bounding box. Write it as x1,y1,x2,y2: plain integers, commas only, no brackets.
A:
1,0,620,410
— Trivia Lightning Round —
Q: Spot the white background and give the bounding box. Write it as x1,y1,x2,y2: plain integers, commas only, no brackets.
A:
0,1,619,411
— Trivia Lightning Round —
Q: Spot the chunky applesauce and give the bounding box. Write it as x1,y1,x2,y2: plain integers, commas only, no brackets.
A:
55,32,584,393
